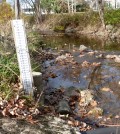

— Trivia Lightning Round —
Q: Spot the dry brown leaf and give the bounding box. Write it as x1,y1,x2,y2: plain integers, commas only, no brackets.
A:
9,109,15,115
74,120,80,127
90,100,97,107
92,62,101,67
26,115,38,124
2,108,8,116
68,120,74,125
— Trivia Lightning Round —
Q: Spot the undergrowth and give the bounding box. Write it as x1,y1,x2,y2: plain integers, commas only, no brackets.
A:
0,33,42,99
42,12,101,31
0,54,19,99
41,10,120,31
104,9,120,26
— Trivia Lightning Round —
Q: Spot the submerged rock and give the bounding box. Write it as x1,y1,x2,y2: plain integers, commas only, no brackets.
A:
56,55,67,61
105,54,116,59
105,54,120,63
64,87,81,101
79,45,87,52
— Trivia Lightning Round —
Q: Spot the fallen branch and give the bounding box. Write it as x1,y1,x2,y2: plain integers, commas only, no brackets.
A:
32,87,45,114
99,123,120,127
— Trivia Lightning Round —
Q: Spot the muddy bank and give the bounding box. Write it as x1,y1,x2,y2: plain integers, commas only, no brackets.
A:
37,13,120,40
38,24,120,41
76,25,120,40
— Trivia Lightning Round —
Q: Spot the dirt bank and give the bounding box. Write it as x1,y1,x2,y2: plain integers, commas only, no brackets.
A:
38,12,120,40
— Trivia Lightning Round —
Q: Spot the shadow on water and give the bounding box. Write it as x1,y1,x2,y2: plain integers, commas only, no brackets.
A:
40,34,120,51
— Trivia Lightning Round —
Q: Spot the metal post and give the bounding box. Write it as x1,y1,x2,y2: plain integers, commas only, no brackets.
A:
12,20,34,95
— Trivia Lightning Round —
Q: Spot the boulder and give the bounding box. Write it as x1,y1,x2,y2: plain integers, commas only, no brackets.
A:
65,27,75,33
64,86,81,101
0,116,80,134
58,100,71,115
79,45,91,52
2,118,18,133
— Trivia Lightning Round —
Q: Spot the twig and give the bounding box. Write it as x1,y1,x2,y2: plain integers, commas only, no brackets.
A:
99,123,120,127
33,48,42,55
33,87,45,112
32,64,41,71
87,65,100,89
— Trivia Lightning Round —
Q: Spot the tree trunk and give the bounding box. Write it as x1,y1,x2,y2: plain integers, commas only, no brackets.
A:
15,0,20,19
96,0,105,29
71,0,73,13
67,0,70,13
35,0,42,24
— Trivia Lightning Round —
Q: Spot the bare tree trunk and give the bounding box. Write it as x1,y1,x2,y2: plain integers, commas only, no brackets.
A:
67,0,70,13
22,0,42,24
71,0,73,13
15,0,20,19
35,0,42,24
115,0,117,8
96,0,105,29
74,0,76,13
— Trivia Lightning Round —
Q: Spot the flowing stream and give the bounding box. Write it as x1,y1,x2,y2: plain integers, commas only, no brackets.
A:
41,34,120,124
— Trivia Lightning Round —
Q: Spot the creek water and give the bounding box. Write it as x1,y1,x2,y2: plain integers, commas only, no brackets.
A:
40,34,120,51
0,34,120,124
41,34,120,124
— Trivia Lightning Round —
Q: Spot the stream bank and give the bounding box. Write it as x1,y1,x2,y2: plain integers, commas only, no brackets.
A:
37,11,120,41
38,25,120,41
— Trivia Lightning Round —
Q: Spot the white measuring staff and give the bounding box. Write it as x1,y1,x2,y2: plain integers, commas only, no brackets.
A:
11,19,33,94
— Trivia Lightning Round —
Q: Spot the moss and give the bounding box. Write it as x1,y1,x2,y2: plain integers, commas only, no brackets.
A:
104,9,120,26
54,25,65,32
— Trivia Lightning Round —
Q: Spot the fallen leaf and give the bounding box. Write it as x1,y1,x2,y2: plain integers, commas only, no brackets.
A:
101,87,111,92
90,100,97,107
68,120,74,125
2,108,8,116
